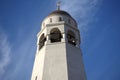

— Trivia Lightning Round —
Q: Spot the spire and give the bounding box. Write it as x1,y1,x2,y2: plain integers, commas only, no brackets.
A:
57,1,61,10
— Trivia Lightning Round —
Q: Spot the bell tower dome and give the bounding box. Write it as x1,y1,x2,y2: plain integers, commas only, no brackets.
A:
31,3,86,80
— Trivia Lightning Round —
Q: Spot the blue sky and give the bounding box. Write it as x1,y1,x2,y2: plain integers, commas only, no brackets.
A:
0,0,120,80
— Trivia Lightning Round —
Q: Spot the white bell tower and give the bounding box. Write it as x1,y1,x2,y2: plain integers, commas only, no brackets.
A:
31,3,86,80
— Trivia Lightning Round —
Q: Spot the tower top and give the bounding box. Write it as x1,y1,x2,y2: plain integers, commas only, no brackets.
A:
57,1,61,10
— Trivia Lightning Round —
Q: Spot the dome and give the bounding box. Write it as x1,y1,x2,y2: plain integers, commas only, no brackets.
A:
48,10,72,18
41,10,77,29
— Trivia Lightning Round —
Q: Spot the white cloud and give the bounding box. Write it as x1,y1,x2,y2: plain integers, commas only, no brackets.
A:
3,28,37,80
61,0,102,46
61,0,102,29
0,29,11,77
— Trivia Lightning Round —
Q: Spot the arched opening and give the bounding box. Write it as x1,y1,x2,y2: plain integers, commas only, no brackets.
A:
67,30,76,46
50,18,52,23
35,76,37,80
50,28,62,43
59,17,62,21
39,34,46,50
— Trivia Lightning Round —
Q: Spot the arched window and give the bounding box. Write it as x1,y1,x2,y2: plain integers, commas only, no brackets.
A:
67,30,76,46
39,34,46,50
59,17,62,21
50,28,62,43
50,18,52,22
35,76,37,80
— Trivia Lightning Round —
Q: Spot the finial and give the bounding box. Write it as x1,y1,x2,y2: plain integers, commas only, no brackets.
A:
57,1,61,10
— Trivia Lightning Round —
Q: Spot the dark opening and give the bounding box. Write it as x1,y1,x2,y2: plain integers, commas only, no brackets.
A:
35,76,37,80
50,18,52,22
50,28,62,43
67,30,76,46
39,34,46,50
59,17,62,21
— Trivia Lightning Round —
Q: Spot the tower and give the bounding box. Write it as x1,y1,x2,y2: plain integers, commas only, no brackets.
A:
31,3,86,80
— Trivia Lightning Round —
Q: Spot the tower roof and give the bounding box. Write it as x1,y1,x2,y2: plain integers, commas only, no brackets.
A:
48,10,72,18
41,2,77,29
42,9,77,29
